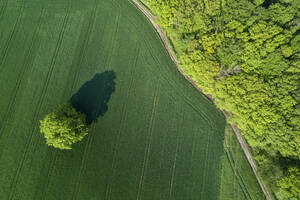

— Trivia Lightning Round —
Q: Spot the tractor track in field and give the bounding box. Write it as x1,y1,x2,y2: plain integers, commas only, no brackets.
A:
188,124,198,195
106,2,121,69
0,0,8,24
129,1,272,200
97,0,120,78
4,8,47,197
7,6,70,199
105,101,126,200
69,0,98,93
0,4,24,74
40,151,60,200
200,124,212,199
0,8,45,142
62,1,108,98
104,105,125,200
157,110,169,176
168,111,183,200
105,46,140,200
102,13,125,199
168,133,179,199
136,86,159,200
225,149,253,200
71,124,95,200
143,41,214,129
103,7,125,200
141,34,215,129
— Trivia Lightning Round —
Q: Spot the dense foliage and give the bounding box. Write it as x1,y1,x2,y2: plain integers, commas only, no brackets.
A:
40,103,88,150
277,167,300,200
143,0,300,198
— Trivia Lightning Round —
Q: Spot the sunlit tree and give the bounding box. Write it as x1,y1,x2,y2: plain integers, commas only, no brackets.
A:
40,103,88,150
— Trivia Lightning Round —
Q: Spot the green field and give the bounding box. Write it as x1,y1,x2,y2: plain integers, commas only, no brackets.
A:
0,0,263,199
220,126,265,200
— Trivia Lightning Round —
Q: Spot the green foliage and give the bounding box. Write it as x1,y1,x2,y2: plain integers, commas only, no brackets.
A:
143,0,300,198
40,103,88,150
276,167,300,200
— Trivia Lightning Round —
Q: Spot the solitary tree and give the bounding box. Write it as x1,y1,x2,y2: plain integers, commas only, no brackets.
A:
40,103,88,150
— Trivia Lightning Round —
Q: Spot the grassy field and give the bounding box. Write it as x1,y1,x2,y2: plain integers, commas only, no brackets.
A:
220,126,265,200
0,0,263,199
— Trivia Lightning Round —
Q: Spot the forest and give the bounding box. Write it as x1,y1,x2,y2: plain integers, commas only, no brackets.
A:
142,0,300,199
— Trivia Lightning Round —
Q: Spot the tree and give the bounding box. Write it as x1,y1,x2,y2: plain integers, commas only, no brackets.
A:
40,103,88,150
276,167,300,200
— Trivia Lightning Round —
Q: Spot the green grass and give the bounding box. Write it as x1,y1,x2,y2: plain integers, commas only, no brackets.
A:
0,0,263,199
219,125,266,200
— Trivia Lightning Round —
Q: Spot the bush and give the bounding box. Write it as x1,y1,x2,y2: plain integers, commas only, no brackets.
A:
40,103,88,150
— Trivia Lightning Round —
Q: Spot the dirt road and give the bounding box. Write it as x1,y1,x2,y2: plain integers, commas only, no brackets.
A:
129,0,273,200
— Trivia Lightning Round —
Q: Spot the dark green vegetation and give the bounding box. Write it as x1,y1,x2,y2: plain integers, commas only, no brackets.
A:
40,103,88,150
220,126,265,200
142,0,300,198
0,0,238,199
276,167,300,200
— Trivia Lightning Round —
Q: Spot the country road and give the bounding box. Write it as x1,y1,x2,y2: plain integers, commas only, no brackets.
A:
129,0,273,200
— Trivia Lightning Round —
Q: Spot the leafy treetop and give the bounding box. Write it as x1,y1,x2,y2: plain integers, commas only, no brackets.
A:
40,103,88,150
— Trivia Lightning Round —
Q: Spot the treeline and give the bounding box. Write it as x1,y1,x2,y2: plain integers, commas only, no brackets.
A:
142,0,300,199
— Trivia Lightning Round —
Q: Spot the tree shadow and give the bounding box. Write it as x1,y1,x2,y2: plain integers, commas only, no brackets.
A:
70,71,116,125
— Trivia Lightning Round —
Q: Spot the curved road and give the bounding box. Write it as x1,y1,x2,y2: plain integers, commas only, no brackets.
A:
129,1,273,200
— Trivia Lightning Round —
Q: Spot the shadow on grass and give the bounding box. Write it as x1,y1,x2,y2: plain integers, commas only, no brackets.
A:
70,71,116,125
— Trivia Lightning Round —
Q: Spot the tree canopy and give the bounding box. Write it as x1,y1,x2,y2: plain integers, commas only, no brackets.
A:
40,103,88,150
277,167,300,200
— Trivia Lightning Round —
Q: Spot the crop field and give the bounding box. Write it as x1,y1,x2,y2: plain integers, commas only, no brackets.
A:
220,126,265,200
0,0,263,199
